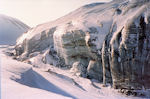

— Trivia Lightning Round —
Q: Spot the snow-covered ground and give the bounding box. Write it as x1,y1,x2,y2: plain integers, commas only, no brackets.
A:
0,14,29,45
0,45,145,99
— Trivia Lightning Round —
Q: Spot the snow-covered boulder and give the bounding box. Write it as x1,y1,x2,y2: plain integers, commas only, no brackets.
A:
15,0,150,91
0,14,30,45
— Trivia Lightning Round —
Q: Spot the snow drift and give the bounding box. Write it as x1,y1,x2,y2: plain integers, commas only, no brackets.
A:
0,14,30,45
14,0,150,95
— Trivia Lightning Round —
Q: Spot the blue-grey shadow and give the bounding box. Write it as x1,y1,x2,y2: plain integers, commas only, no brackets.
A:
11,68,76,99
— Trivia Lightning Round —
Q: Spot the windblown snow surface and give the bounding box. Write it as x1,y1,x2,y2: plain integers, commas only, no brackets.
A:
0,14,30,45
1,46,146,99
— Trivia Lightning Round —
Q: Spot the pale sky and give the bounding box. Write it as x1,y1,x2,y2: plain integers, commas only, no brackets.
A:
0,0,111,27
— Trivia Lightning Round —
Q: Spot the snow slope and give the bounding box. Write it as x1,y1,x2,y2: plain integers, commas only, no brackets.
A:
1,46,146,99
0,14,30,45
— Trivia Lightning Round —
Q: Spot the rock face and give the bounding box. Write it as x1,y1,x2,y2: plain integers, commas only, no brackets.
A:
15,0,150,91
0,14,30,45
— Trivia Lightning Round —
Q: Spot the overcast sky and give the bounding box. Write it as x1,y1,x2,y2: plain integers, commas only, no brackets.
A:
0,0,111,27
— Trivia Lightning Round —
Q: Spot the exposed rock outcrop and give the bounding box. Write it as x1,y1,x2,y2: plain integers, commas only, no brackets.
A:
14,0,150,92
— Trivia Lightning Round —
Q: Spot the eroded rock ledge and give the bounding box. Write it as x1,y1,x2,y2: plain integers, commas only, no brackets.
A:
14,0,150,92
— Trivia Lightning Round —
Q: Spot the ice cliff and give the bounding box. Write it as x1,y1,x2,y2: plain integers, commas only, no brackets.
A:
14,0,150,93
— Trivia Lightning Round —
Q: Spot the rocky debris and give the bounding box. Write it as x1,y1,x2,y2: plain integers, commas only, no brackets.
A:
14,0,150,94
118,88,150,97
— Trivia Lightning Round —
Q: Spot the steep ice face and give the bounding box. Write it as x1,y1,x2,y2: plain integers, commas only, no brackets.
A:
0,14,30,45
15,0,150,92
